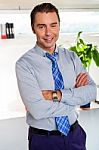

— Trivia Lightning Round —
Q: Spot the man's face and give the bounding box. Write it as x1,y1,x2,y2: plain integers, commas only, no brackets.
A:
33,12,60,53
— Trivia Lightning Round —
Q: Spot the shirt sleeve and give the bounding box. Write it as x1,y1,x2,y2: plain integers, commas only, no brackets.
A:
15,59,75,120
61,52,97,106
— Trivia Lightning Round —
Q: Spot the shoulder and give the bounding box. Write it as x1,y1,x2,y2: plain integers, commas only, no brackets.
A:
58,46,77,60
15,48,36,74
59,46,86,73
16,48,36,66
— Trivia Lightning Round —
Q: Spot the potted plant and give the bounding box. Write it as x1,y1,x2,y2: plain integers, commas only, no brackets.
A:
69,31,99,108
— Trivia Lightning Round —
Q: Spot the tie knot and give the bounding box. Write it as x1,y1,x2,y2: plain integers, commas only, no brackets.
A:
46,52,58,62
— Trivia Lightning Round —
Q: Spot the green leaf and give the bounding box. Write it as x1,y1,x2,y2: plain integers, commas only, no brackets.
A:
69,46,77,52
77,31,82,39
79,39,85,45
87,44,92,49
69,31,99,69
93,49,99,66
86,47,92,59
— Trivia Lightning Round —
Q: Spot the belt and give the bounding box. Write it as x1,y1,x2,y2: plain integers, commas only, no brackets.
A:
29,120,78,136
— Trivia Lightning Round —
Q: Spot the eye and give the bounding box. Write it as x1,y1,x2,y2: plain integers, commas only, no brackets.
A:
38,26,44,29
38,25,45,29
51,23,58,28
51,25,56,27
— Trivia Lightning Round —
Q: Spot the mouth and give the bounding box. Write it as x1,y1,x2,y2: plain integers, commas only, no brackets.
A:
44,37,54,43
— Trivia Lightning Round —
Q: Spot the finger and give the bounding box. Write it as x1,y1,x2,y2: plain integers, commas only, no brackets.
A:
76,73,83,83
82,79,88,86
76,73,87,85
77,77,88,87
76,74,88,87
78,74,88,84
75,73,82,87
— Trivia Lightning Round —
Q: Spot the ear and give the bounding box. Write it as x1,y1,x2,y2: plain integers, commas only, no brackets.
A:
33,29,35,34
32,25,35,34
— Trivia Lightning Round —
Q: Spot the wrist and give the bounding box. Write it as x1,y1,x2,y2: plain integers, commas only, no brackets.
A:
52,90,62,102
52,91,58,101
57,90,62,102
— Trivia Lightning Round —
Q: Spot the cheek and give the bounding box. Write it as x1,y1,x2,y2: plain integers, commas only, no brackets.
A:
35,32,43,39
54,31,59,39
54,28,59,36
36,34,44,43
37,31,45,38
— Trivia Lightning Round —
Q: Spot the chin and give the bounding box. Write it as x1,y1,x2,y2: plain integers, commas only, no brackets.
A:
45,45,55,50
45,41,55,47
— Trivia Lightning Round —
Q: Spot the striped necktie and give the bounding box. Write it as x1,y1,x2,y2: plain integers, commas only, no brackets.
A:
46,52,70,136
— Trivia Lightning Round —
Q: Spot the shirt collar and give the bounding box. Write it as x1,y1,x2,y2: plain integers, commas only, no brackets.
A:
34,44,59,58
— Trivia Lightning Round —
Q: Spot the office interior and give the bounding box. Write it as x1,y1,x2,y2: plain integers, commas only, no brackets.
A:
0,0,99,150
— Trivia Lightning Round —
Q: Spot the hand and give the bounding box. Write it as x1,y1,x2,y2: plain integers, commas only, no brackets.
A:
75,73,88,88
42,90,53,100
57,90,62,102
42,90,62,102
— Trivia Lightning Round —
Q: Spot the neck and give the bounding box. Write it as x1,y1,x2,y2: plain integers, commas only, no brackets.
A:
36,42,56,54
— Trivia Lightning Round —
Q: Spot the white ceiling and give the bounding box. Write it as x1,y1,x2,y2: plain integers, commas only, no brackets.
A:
0,0,99,10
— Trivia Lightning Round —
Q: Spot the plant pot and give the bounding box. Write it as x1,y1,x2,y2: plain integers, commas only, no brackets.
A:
80,103,90,109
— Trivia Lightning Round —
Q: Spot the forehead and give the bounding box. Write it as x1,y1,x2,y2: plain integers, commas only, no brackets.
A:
34,12,59,24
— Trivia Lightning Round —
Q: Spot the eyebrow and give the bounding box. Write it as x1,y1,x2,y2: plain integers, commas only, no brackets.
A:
37,24,45,27
37,22,58,27
51,22,58,25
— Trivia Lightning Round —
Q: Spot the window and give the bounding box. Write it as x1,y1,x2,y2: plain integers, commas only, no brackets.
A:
60,11,99,33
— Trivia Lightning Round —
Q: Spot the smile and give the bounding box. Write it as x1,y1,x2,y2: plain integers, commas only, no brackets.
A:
44,37,53,43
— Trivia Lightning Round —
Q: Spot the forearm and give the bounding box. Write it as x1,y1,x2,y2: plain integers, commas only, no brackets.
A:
25,99,74,120
61,81,96,106
42,73,96,106
28,90,74,120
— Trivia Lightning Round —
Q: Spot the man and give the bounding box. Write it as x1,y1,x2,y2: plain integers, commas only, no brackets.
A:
16,3,96,150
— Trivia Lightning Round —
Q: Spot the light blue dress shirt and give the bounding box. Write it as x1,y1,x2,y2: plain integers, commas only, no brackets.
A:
16,44,96,130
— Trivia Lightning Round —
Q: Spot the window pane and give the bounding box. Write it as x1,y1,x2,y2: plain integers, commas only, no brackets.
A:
60,11,99,33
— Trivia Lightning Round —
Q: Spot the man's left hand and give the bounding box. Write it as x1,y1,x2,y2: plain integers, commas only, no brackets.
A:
75,73,88,88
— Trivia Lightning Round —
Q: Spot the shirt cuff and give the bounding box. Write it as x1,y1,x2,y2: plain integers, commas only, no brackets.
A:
61,88,73,103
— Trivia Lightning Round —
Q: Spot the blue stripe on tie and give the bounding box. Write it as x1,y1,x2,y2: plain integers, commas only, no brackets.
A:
46,52,71,136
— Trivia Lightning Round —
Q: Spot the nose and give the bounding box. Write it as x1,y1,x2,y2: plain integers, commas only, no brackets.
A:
45,26,51,36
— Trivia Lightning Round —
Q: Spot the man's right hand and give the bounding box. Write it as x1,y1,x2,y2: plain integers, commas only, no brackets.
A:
42,90,62,102
42,90,53,100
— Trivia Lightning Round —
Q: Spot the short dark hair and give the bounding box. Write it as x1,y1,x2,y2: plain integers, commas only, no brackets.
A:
30,3,60,29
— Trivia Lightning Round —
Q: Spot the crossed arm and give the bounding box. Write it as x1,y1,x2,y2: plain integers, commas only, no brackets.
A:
16,58,96,119
42,73,88,101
